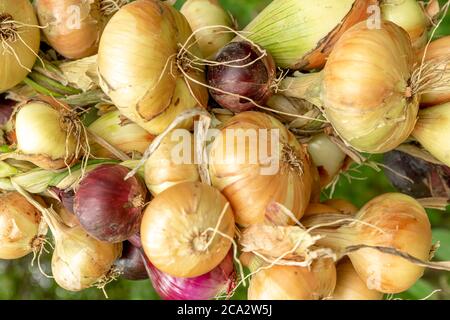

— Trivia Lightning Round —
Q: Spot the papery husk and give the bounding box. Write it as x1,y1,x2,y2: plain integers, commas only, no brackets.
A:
98,0,208,135
242,0,378,70
58,55,100,92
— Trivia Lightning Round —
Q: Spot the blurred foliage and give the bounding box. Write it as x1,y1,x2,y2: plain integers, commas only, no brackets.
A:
1,0,450,300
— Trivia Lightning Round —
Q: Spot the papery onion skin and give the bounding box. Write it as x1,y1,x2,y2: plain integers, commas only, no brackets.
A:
248,259,336,300
0,192,44,259
141,181,235,278
115,241,148,281
74,164,147,243
323,199,359,215
207,41,276,113
144,250,235,300
209,111,313,226
0,0,40,93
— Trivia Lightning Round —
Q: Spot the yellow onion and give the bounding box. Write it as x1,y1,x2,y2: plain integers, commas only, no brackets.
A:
309,193,432,293
381,0,429,50
88,110,154,158
98,0,208,135
323,199,359,216
180,0,234,59
0,192,47,259
0,0,40,92
144,132,199,195
412,102,450,167
332,258,383,300
281,21,418,153
248,259,336,300
242,0,377,70
419,36,450,107
208,111,313,227
141,181,235,278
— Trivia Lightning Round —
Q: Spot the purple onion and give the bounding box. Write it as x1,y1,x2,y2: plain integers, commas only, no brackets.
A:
0,95,16,126
115,241,148,281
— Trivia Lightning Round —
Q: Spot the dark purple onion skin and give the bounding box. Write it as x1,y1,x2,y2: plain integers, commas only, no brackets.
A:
115,241,148,281
0,95,16,126
384,150,450,198
73,164,147,243
51,187,75,213
142,250,235,300
207,41,276,113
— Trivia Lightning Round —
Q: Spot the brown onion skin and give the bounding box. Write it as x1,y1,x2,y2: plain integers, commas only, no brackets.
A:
73,164,147,243
207,41,276,113
115,241,148,281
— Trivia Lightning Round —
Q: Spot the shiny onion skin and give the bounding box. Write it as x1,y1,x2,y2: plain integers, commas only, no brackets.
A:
209,112,313,226
144,250,235,300
207,41,276,113
74,164,147,243
115,241,148,281
141,181,235,278
248,259,336,300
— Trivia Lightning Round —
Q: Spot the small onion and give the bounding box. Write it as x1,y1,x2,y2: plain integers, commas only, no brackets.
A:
248,258,337,300
141,181,235,278
209,111,313,226
332,258,383,300
207,41,276,113
115,241,148,281
0,0,40,93
74,164,147,243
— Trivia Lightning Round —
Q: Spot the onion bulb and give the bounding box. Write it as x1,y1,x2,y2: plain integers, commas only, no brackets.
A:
0,0,40,92
98,0,208,135
242,0,376,70
209,111,313,226
180,0,234,59
248,258,336,300
144,132,199,195
114,241,148,281
141,181,235,278
0,192,47,259
332,258,383,300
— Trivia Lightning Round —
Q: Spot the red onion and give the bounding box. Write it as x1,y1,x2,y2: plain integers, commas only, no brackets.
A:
73,164,147,243
115,241,148,281
143,250,235,300
207,41,276,113
0,94,16,125
51,187,75,213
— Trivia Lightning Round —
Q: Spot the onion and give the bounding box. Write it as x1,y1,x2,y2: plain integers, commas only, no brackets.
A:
0,192,47,259
242,0,376,70
144,132,199,195
144,250,235,300
141,181,235,278
73,164,147,243
0,95,16,125
332,258,383,300
209,111,313,226
323,199,359,216
180,0,234,59
35,0,129,59
0,0,40,92
98,0,209,135
88,110,154,159
206,41,276,113
281,21,418,153
248,258,336,300
308,193,432,293
115,241,148,281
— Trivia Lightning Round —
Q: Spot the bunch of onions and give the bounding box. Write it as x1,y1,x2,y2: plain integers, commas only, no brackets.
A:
114,241,148,281
180,0,235,59
280,21,418,153
381,0,429,50
305,193,432,293
242,0,376,70
0,192,47,259
208,111,313,226
412,102,450,167
248,258,336,300
98,0,209,135
207,41,276,113
73,164,147,243
141,181,235,278
88,110,154,159
332,258,383,300
2,101,79,170
0,0,40,92
419,36,450,107
35,0,129,59
144,250,236,300
144,132,199,195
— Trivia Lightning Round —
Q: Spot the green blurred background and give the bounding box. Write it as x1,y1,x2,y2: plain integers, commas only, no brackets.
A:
1,0,450,300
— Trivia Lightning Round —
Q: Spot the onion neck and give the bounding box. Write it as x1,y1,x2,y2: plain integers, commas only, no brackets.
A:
312,227,356,253
280,72,323,108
